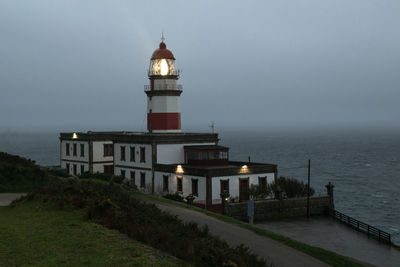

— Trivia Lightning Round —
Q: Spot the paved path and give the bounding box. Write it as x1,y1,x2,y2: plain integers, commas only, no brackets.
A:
0,193,26,206
146,200,329,267
257,216,400,267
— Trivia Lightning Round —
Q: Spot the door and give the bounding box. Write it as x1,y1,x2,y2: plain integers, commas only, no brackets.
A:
239,178,249,202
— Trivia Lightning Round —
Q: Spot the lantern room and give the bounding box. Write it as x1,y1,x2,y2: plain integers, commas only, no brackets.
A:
148,41,178,77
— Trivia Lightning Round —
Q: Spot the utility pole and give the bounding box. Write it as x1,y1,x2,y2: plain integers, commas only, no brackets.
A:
307,159,311,218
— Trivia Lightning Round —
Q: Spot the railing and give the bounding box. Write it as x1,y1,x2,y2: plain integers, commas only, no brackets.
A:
329,209,392,245
144,84,183,91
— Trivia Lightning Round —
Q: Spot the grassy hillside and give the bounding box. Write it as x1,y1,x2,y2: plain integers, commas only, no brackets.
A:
0,201,188,267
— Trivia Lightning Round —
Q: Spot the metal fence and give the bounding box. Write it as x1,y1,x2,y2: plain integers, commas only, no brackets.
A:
329,209,391,245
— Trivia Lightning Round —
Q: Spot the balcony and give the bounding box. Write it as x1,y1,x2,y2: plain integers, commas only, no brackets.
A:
144,84,183,91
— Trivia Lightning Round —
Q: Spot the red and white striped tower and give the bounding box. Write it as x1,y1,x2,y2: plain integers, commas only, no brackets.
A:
145,37,182,133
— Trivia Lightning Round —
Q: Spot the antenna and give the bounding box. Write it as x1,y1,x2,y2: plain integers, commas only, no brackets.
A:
161,32,165,42
209,121,215,133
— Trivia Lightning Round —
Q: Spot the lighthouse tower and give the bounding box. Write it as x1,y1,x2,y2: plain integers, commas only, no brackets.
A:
145,37,182,133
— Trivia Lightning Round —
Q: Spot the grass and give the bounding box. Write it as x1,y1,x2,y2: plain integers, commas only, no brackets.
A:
130,190,365,267
0,200,189,267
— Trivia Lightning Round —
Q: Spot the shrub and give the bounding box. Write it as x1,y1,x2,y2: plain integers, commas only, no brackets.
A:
0,152,36,167
79,172,124,184
0,152,50,192
248,184,271,200
271,176,315,198
163,192,185,202
46,167,69,178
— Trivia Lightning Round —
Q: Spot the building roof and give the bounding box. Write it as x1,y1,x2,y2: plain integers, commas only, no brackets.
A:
184,145,229,151
60,131,219,144
155,161,277,177
151,42,175,60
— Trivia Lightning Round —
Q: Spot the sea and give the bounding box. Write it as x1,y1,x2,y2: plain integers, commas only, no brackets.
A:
0,129,399,244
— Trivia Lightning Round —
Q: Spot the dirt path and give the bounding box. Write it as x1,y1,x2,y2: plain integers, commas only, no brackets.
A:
149,200,330,267
0,193,26,206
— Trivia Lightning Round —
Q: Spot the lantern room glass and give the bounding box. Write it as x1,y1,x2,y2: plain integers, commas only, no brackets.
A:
150,58,176,76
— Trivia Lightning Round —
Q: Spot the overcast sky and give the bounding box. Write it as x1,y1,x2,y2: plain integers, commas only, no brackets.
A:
1,0,399,132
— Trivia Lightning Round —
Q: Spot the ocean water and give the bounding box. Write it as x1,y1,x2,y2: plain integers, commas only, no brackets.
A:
0,129,399,244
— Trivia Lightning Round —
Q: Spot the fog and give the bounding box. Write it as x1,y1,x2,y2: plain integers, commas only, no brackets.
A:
1,0,399,133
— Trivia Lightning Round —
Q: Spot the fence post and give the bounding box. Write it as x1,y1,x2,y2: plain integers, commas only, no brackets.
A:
325,182,335,210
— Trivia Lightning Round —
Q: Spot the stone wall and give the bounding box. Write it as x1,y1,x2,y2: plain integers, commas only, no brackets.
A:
225,196,331,222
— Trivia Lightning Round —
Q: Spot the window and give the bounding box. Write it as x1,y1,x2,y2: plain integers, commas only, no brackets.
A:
104,165,114,175
177,176,183,193
258,177,267,188
66,143,70,156
120,146,126,161
192,179,198,196
73,143,77,156
80,165,85,175
220,179,229,194
80,144,84,157
130,146,135,162
140,172,146,188
120,170,126,178
73,164,77,175
220,151,228,160
199,152,208,160
103,144,113,157
66,163,70,174
163,175,169,192
140,147,146,163
130,171,135,182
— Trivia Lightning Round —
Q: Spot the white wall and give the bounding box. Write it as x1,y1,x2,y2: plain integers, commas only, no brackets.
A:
148,96,180,113
60,140,89,162
114,143,152,169
157,143,216,164
211,172,275,200
93,141,113,162
114,167,152,191
154,172,206,201
61,161,88,175
154,79,177,90
92,163,113,173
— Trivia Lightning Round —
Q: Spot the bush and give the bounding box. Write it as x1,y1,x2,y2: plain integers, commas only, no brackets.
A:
271,176,315,198
163,192,184,202
46,167,69,178
79,172,125,184
0,152,50,192
0,152,36,167
248,184,271,200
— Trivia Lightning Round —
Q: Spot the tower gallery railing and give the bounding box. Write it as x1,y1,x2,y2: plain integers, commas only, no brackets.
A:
144,84,183,91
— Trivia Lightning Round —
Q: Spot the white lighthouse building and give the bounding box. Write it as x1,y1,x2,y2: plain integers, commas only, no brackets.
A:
60,37,277,209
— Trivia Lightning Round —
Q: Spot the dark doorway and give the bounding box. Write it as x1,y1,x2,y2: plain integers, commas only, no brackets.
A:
239,178,249,202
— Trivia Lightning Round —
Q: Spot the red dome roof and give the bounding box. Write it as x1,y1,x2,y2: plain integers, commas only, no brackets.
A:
151,42,175,60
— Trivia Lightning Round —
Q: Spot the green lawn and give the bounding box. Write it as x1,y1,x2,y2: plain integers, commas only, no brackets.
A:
0,201,188,267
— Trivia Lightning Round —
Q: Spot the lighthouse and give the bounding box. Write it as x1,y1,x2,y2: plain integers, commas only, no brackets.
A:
145,37,182,133
60,35,278,206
